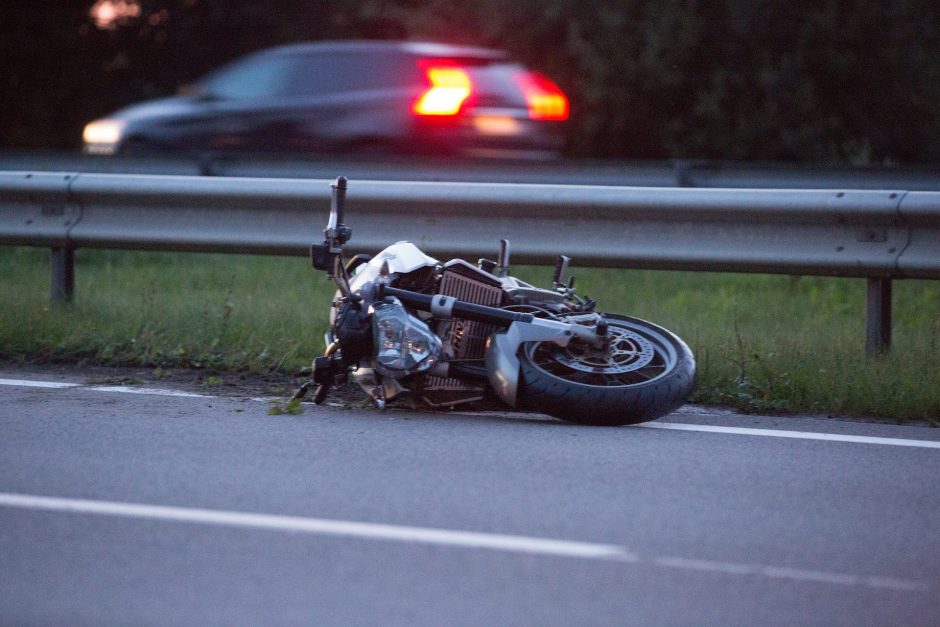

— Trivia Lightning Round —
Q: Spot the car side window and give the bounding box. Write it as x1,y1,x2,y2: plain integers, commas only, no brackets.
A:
280,53,419,97
200,55,295,100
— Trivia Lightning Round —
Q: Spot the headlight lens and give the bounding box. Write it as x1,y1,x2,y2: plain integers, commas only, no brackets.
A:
371,300,442,378
82,119,127,145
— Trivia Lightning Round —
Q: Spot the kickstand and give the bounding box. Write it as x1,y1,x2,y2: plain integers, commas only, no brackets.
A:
290,380,313,402
313,384,330,404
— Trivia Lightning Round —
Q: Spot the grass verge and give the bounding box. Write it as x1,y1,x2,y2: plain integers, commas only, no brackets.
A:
2,247,938,421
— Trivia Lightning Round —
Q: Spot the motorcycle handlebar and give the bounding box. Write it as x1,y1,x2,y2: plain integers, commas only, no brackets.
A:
328,176,346,232
383,286,534,327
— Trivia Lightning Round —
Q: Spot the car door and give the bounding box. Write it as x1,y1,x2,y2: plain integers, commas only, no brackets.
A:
193,53,298,152
268,51,421,153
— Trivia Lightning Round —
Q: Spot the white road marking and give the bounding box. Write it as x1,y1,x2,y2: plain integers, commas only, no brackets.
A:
0,492,926,592
0,378,208,398
3,376,940,449
0,378,79,389
87,386,210,398
0,492,629,561
650,557,922,592
453,410,940,449
640,422,940,449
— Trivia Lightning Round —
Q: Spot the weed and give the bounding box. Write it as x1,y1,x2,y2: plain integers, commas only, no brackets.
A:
268,398,303,416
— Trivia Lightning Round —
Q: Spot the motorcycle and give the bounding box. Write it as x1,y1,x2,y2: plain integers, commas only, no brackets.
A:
295,177,695,426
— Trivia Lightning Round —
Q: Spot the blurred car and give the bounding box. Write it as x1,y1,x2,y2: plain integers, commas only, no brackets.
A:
82,40,569,159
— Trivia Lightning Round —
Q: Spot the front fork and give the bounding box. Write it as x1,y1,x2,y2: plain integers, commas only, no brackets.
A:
485,316,602,407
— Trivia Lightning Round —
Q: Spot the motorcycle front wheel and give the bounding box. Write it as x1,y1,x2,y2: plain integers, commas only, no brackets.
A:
517,314,695,426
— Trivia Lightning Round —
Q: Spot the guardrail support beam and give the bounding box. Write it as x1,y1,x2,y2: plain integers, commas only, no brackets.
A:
865,278,892,356
51,246,74,303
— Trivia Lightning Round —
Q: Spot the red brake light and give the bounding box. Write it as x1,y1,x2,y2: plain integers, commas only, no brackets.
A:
412,60,472,116
517,72,569,121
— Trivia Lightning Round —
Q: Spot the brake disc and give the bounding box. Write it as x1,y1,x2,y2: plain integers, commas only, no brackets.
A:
553,327,655,374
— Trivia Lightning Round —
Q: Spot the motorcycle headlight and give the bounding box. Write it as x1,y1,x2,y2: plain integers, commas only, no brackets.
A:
371,300,442,378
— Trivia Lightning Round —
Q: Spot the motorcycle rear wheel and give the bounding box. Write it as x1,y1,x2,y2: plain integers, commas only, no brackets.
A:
517,314,695,426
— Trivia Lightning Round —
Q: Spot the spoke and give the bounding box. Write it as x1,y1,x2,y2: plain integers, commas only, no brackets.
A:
528,327,676,386
532,351,557,369
560,368,595,383
616,371,649,385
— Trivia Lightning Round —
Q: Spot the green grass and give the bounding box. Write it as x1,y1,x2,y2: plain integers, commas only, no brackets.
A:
2,247,938,421
1,247,330,373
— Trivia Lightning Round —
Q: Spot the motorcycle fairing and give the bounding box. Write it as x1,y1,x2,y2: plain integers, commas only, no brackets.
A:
360,242,437,277
344,241,439,313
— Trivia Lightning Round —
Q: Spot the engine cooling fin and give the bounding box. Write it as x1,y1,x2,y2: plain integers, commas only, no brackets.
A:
420,261,504,408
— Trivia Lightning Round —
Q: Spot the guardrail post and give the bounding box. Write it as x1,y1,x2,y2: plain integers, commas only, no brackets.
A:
865,278,892,356
198,152,219,176
672,160,694,187
51,246,74,303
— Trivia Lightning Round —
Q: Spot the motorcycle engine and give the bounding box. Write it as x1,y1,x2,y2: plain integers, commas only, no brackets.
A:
420,260,505,408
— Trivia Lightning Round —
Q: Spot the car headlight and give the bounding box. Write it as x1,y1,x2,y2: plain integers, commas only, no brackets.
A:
82,119,127,149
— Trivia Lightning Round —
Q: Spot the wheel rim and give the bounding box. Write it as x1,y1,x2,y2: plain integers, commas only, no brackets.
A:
525,320,678,387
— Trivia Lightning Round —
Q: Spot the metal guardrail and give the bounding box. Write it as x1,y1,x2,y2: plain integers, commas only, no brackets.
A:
2,171,939,355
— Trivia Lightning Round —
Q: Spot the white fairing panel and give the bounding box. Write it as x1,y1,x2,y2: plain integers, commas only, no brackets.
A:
371,241,439,273
348,242,439,292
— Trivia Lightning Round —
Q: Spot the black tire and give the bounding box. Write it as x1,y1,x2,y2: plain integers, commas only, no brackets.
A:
517,314,695,426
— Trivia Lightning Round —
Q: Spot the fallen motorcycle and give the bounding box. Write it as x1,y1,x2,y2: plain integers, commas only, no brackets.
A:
296,177,695,426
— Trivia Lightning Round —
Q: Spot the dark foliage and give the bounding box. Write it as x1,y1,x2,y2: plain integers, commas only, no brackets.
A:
2,0,939,163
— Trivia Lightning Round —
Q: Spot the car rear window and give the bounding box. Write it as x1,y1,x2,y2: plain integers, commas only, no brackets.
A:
464,62,528,107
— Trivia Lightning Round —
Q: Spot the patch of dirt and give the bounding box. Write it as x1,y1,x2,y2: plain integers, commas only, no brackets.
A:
0,359,368,406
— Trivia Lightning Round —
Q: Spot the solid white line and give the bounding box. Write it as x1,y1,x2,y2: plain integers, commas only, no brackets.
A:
0,378,209,398
0,492,629,561
640,422,940,449
87,386,210,398
0,378,79,389
0,493,928,592
3,376,939,449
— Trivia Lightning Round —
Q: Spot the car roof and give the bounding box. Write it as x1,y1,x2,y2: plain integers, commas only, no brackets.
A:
259,40,509,61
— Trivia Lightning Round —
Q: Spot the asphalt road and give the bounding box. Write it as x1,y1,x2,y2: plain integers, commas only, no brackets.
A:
1,371,939,625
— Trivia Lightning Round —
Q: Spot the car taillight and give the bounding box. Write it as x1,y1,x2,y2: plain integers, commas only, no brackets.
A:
517,72,569,121
412,60,472,116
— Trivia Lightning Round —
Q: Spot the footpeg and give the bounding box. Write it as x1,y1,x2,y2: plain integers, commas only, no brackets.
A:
368,385,386,410
310,354,345,405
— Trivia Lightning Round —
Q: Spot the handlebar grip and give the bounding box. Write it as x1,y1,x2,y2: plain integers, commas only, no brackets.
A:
330,176,347,230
